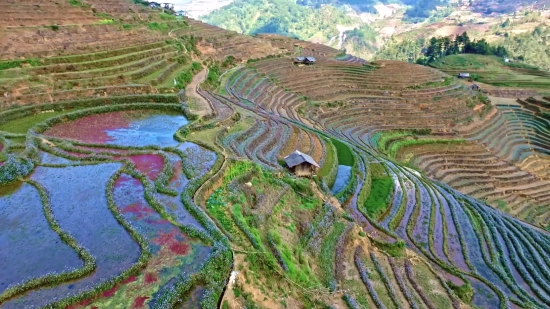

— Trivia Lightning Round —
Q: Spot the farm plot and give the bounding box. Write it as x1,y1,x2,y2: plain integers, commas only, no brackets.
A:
390,106,550,228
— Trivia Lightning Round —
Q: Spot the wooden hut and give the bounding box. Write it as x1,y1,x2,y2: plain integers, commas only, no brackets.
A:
293,56,316,66
284,150,320,177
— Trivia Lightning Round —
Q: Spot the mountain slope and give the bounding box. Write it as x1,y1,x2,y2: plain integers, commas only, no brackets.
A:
1,2,550,308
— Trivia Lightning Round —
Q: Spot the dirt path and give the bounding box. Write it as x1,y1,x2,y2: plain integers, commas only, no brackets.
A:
185,68,213,117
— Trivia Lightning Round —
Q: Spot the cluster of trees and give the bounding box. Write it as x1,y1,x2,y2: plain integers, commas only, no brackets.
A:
499,24,550,70
420,32,508,63
202,0,356,41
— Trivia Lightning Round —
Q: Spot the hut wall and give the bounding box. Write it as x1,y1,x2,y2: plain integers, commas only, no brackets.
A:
294,163,313,176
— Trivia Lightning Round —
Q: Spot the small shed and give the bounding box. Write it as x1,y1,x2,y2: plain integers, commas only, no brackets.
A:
149,1,161,8
293,56,306,65
304,57,316,64
284,150,320,177
293,56,316,65
470,83,481,91
457,72,470,79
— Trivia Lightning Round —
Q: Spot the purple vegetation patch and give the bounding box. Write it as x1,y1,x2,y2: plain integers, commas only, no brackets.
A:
438,194,469,271
0,183,82,294
432,194,450,264
469,276,501,308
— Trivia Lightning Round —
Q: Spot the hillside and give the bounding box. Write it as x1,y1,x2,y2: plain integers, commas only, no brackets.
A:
429,54,550,89
2,1,550,309
198,0,550,70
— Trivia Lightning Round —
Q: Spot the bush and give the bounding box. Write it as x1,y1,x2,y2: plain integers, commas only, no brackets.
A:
0,155,34,184
447,281,474,303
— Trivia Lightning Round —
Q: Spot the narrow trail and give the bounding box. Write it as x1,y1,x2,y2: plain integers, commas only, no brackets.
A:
185,68,212,117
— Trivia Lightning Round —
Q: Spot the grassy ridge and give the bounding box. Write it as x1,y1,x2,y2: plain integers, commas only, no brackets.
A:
364,177,394,220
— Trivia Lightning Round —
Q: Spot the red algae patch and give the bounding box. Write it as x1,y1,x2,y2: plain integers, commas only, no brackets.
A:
153,230,191,255
169,242,190,255
127,154,164,181
132,296,149,308
122,275,137,285
66,299,92,309
144,272,158,284
122,203,155,220
169,160,182,182
102,286,118,298
44,111,133,143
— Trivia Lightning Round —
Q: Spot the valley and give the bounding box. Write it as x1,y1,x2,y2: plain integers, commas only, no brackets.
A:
0,1,550,308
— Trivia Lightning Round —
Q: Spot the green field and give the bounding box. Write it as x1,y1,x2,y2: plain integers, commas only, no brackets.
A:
331,138,354,166
364,176,393,220
430,54,550,89
0,109,85,134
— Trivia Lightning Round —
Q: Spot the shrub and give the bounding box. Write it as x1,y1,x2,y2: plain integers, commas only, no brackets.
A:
0,155,34,184
447,280,474,303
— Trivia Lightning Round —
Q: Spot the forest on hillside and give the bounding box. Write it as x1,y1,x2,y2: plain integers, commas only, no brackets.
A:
202,0,357,41
419,32,509,63
376,13,550,70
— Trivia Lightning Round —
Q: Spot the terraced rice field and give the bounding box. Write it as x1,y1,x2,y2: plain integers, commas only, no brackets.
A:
0,102,224,308
1,2,550,308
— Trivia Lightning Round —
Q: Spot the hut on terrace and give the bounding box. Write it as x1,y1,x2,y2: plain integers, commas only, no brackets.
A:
284,150,320,177
149,1,161,8
470,83,481,91
293,56,316,66
457,72,470,79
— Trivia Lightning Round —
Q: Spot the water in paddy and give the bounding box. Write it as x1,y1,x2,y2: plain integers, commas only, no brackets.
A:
331,165,352,195
105,114,188,147
44,111,188,147
2,164,141,308
0,183,83,294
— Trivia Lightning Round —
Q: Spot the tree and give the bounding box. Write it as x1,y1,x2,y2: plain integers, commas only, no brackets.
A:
501,18,511,28
442,36,452,56
425,37,439,61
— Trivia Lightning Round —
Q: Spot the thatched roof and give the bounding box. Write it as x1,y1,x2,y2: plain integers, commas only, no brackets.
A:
284,150,320,168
